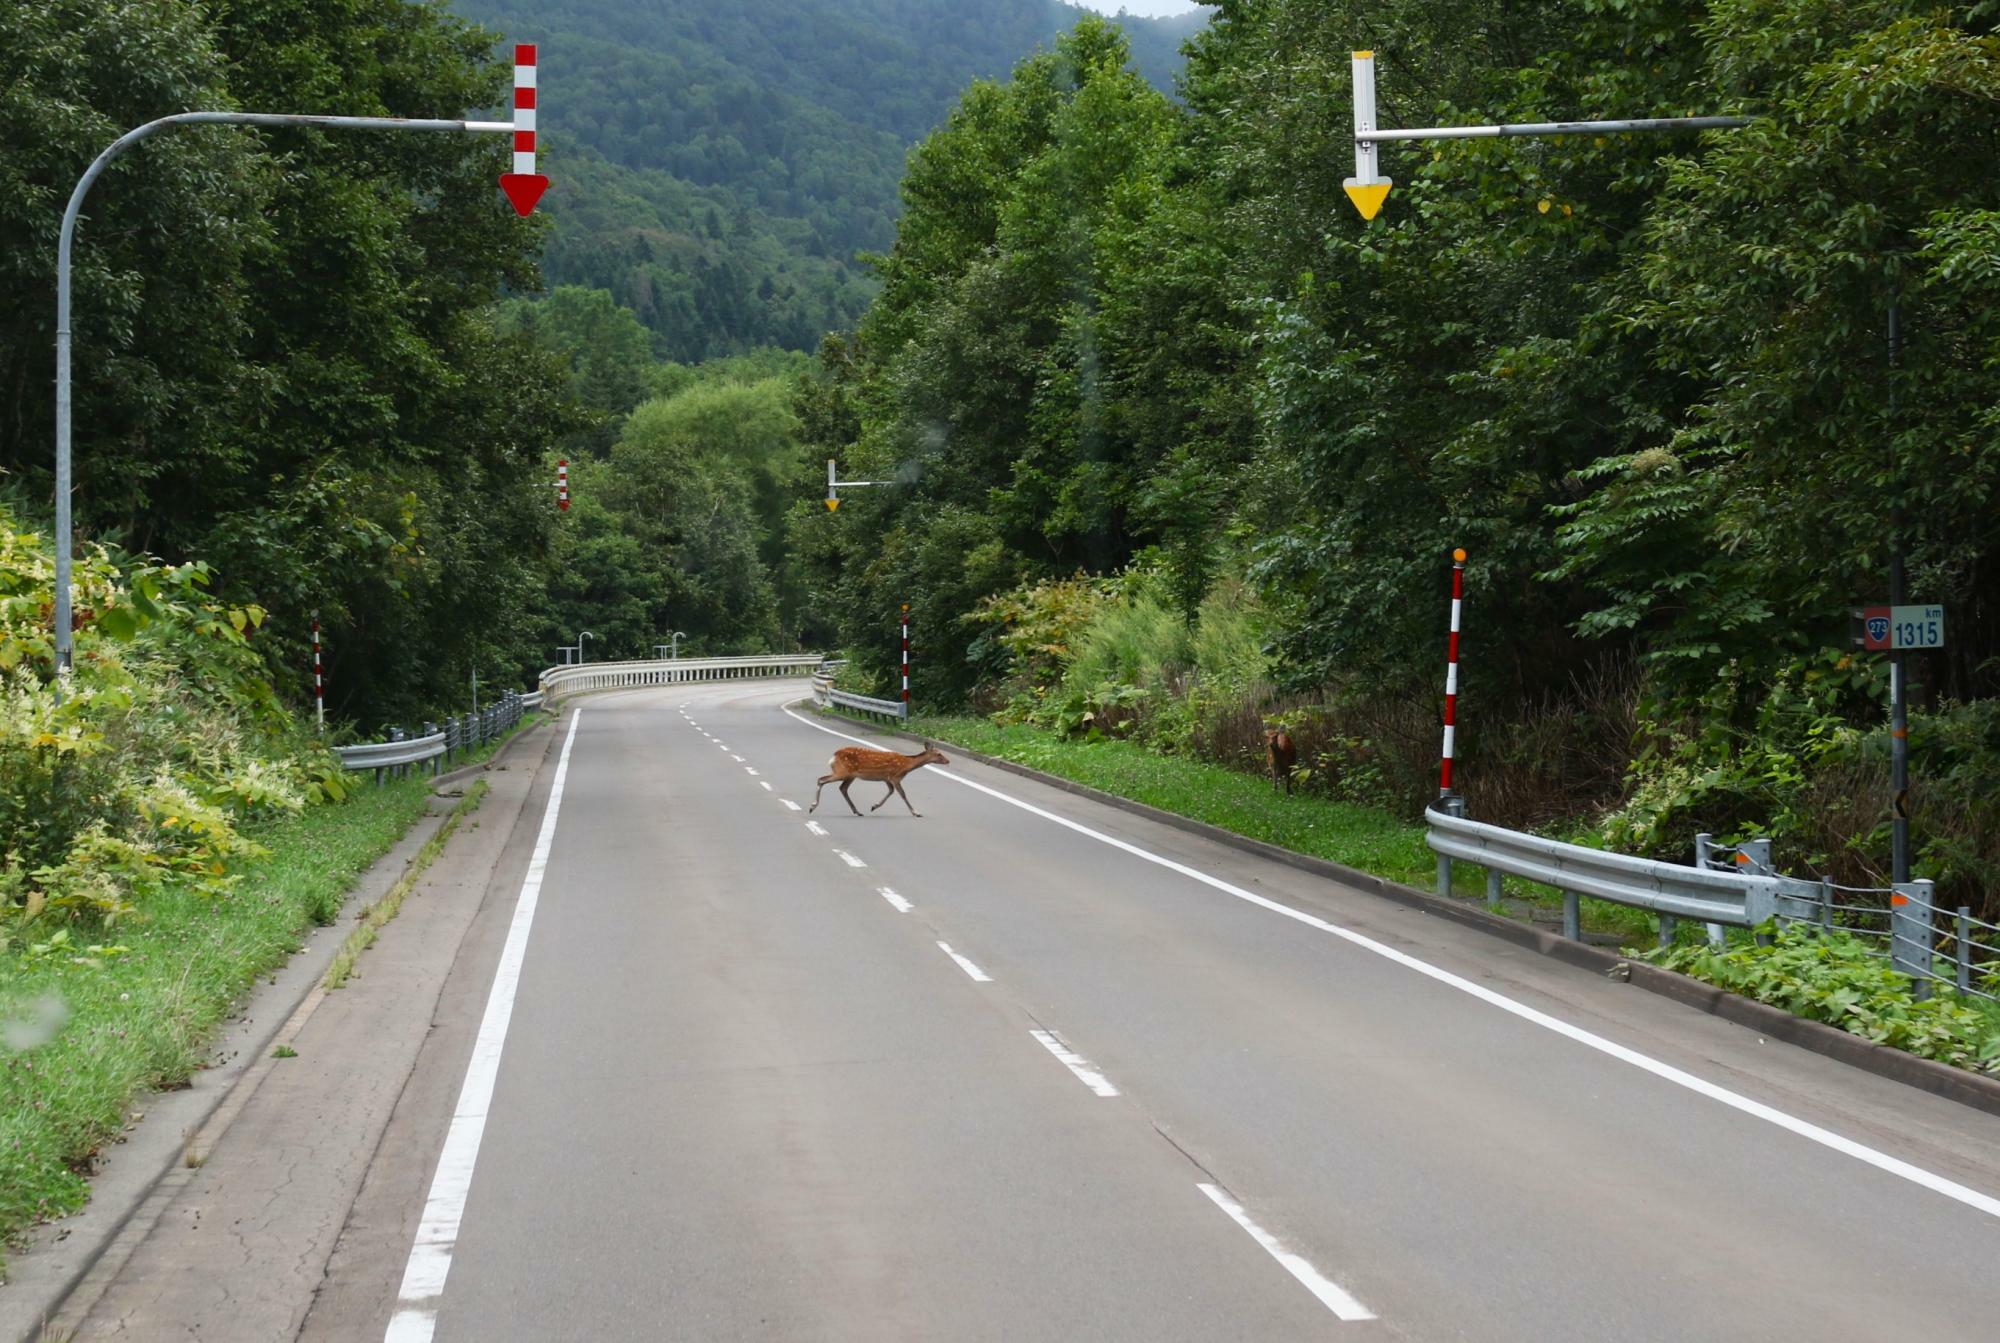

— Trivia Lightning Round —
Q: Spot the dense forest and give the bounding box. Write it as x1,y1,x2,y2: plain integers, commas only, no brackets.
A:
4,0,1997,915
790,2,2000,912
452,0,1203,357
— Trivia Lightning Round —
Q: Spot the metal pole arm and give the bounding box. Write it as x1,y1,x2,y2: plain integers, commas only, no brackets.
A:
52,110,511,690
1361,114,1752,143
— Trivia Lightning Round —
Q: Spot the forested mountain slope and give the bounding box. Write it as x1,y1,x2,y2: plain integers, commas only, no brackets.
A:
451,0,1205,358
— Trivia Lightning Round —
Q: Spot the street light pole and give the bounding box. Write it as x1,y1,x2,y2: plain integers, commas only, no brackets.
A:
577,631,595,664
52,112,516,692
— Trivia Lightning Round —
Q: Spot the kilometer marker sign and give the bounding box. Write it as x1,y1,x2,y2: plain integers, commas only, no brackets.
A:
499,44,549,216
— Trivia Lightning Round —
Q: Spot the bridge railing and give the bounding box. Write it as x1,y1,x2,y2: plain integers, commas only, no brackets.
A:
539,654,825,699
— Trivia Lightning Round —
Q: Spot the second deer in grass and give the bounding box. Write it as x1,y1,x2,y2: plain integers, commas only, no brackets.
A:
810,742,952,817
1264,728,1297,796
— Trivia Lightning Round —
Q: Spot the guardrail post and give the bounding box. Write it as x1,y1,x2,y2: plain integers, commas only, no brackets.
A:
1692,834,1726,948
1485,868,1502,910
425,721,439,776
1657,913,1677,950
1561,889,1581,941
1818,877,1833,932
388,726,405,780
1736,838,1777,943
1891,879,1936,999
1434,795,1465,896
1957,906,1972,992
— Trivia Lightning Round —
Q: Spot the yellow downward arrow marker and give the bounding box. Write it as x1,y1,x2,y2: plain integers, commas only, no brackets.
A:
1343,180,1393,220
825,498,841,512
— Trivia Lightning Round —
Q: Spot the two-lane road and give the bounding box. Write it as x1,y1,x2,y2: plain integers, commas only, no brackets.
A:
334,682,2000,1341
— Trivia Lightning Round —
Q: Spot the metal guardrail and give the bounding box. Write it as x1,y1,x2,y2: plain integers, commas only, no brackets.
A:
539,654,824,698
809,669,907,723
1426,803,1780,944
333,689,534,781
1427,804,1992,999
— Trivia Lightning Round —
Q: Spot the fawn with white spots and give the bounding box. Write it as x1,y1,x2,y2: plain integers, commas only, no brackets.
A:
810,742,951,817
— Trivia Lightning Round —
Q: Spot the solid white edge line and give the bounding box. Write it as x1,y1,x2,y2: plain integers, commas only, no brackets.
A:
384,709,584,1342
779,703,2000,1223
878,887,913,913
1028,1028,1119,1097
1197,1183,1375,1322
938,941,993,982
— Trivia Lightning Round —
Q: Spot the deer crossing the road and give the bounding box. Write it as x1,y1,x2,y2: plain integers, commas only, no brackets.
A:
810,743,952,817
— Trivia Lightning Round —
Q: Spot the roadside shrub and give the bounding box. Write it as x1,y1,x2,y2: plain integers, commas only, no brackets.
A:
0,507,334,937
1602,651,2000,920
1651,924,2000,1076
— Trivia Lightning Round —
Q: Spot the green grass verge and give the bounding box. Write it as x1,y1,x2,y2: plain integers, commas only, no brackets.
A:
854,711,1661,944
904,713,1434,884
0,711,545,1267
324,779,488,990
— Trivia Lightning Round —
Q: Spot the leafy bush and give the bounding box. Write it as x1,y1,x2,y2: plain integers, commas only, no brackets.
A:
0,507,335,936
1603,650,2000,920
1650,924,2000,1076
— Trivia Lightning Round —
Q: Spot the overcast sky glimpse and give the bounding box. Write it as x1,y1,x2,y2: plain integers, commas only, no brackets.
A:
1071,1,1208,17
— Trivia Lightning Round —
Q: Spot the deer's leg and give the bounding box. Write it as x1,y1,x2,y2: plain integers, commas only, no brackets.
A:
838,778,862,816
869,782,897,812
810,773,835,813
895,780,921,817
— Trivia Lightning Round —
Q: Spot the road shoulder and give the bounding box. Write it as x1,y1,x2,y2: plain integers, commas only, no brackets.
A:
11,717,561,1342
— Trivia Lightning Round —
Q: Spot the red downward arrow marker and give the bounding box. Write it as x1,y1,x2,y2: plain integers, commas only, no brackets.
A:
499,173,549,217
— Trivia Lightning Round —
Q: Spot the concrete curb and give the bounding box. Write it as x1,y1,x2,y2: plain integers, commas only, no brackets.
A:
431,709,554,790
829,710,2000,1121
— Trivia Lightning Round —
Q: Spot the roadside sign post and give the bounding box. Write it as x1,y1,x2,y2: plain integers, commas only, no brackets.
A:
50,49,551,696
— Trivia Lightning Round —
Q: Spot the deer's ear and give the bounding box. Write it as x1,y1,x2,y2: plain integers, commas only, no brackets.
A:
921,739,932,750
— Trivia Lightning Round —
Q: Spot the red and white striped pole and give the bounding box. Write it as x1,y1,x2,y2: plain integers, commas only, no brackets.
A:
557,458,570,511
312,613,325,734
901,604,911,709
1439,548,1466,797
498,46,550,217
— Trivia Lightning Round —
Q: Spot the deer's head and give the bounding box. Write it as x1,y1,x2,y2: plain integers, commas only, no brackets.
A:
917,741,951,766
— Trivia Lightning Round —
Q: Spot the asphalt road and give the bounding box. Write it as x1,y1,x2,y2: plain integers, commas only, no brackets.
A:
351,682,2000,1342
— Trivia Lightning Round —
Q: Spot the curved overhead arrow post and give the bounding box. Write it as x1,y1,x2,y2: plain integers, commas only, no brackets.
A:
50,51,551,693
1343,50,1751,220
1342,51,1392,221
825,458,888,512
